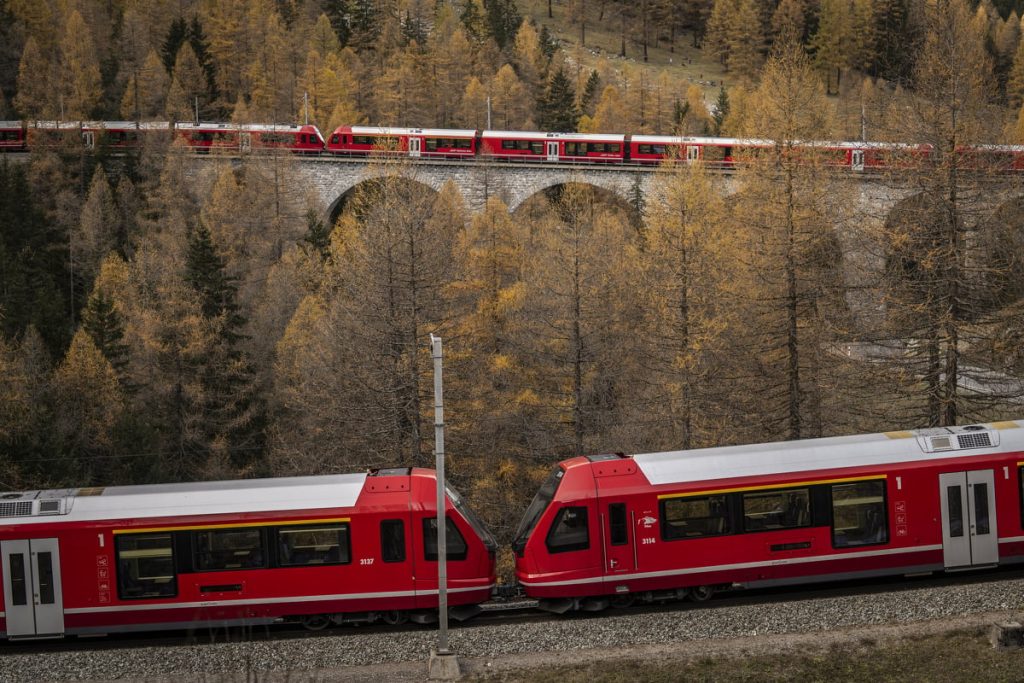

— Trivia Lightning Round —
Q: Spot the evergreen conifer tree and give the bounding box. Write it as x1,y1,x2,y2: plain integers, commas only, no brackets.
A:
537,67,580,131
81,289,130,377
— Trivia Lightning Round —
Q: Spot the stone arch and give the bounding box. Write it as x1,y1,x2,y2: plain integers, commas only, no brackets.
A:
324,173,442,225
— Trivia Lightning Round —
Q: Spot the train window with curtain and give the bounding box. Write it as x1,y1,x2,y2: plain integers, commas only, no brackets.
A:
660,495,731,540
194,528,266,571
545,506,589,553
423,517,468,561
742,488,810,531
381,519,405,563
831,480,888,547
116,533,178,599
278,524,350,566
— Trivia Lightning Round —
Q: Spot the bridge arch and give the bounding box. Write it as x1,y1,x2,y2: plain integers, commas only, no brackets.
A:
323,165,443,225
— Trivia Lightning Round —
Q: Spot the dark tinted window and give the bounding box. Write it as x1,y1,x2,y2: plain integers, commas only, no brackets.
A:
661,495,730,540
116,533,177,599
974,483,990,535
36,552,54,604
609,503,628,546
278,524,349,566
194,528,265,571
8,554,26,605
742,488,810,531
831,480,888,547
381,519,405,563
423,517,468,561
546,506,589,553
948,486,964,537
513,468,563,550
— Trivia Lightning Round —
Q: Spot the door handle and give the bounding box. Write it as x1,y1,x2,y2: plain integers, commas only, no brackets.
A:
609,559,618,568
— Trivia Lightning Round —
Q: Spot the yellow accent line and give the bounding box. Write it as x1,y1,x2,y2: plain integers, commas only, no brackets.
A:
992,421,1020,430
1017,461,1024,468
884,431,914,439
657,475,887,500
112,518,350,535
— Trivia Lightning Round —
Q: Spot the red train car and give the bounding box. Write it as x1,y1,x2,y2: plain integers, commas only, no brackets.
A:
514,421,1024,612
481,131,626,163
0,468,496,639
0,121,27,152
325,126,477,158
174,123,324,153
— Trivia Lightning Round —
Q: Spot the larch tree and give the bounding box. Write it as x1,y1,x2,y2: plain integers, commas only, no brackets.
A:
14,37,54,119
0,328,57,485
73,169,122,292
877,0,1010,427
59,10,102,119
638,157,733,451
1007,35,1024,107
812,0,873,94
581,85,630,133
732,44,850,440
165,43,208,121
121,49,171,120
517,183,644,457
490,64,533,131
457,77,490,129
52,330,124,485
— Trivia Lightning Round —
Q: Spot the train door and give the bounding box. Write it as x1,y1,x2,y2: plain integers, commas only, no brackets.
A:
82,131,95,150
240,132,251,153
546,141,559,161
601,501,635,576
686,146,700,164
939,470,998,569
409,137,421,158
1,538,64,638
851,149,865,171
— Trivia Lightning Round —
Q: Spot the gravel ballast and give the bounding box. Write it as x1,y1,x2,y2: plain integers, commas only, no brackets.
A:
3,575,1023,682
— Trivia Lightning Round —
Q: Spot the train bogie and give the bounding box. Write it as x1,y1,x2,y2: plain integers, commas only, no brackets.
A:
0,468,496,639
514,421,1024,612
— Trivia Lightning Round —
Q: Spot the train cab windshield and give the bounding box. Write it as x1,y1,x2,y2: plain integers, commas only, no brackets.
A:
512,467,564,554
447,484,498,551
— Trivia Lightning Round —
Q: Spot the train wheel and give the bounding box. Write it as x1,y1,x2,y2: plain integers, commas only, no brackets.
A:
688,585,715,602
381,610,408,625
300,614,331,631
610,595,635,609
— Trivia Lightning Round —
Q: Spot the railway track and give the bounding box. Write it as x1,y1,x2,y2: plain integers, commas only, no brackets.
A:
4,563,1021,657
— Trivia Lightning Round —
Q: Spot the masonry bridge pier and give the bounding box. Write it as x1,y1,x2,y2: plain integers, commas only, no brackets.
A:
185,155,1024,330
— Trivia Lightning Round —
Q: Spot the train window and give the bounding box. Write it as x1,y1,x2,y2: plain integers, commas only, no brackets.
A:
652,145,666,155
531,142,544,154
36,552,55,604
447,484,498,551
947,486,964,537
423,517,468,561
609,144,621,153
278,524,350,566
116,533,177,599
354,136,373,145
974,483,990,535
638,144,652,154
381,520,405,563
502,140,515,150
426,138,439,151
565,142,579,156
330,134,340,144
545,506,590,553
703,146,726,162
660,495,731,540
8,554,27,605
742,488,810,532
194,528,266,571
513,468,564,554
456,139,472,149
609,503,628,545
831,480,888,547
1019,467,1024,528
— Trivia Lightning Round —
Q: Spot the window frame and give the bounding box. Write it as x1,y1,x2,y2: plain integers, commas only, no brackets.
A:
830,479,889,549
276,523,351,567
115,532,179,600
422,516,468,561
609,503,628,546
659,494,732,541
741,487,812,533
545,506,590,554
191,527,268,572
380,519,406,563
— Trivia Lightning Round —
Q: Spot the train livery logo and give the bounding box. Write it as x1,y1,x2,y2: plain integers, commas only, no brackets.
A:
638,515,657,528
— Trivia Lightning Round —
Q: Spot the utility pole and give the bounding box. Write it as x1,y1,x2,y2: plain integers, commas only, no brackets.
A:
428,334,459,680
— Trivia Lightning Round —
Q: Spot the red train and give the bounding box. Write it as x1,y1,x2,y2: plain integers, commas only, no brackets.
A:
513,420,1024,612
5,119,1024,172
0,467,496,639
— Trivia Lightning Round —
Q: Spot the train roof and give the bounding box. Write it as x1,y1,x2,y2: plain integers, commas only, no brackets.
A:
0,473,375,525
482,130,626,142
336,126,477,137
630,420,1024,487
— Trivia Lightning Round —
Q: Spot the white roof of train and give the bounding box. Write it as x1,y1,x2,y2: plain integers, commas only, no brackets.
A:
0,473,368,526
633,420,1024,487
344,126,477,137
482,130,626,142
